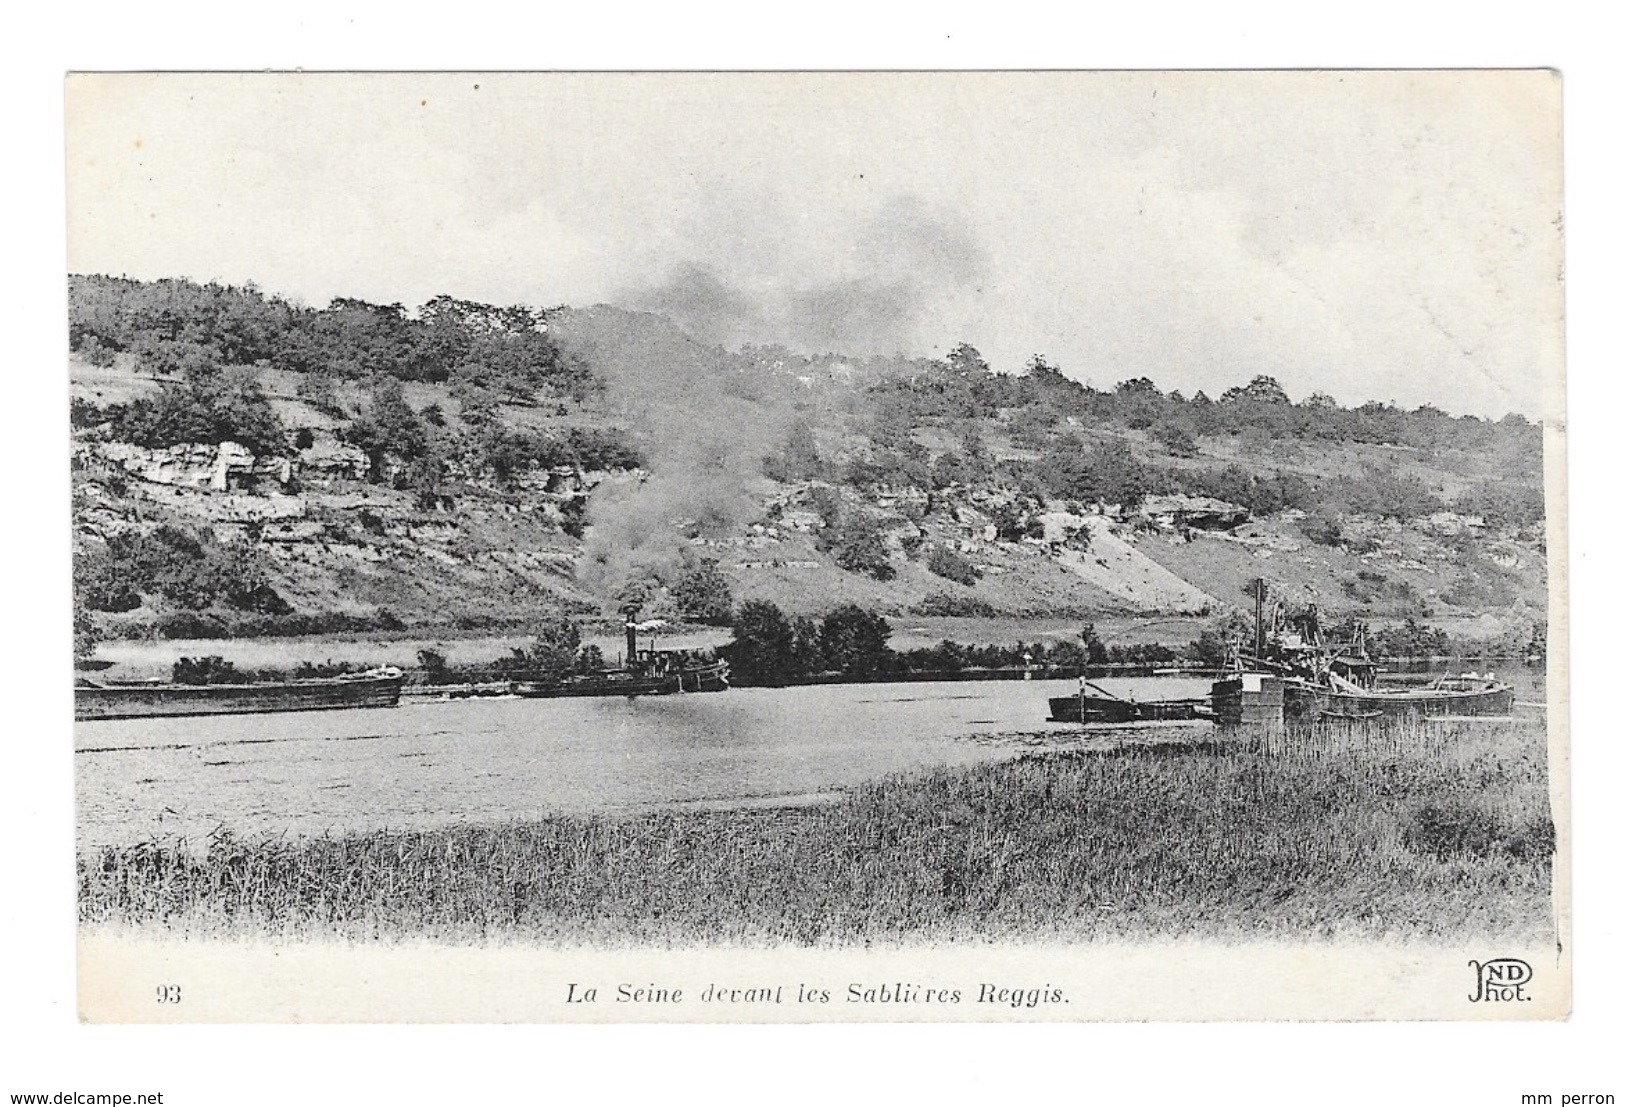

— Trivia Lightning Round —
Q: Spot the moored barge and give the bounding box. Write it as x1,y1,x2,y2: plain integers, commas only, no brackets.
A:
1048,683,1212,723
75,667,405,721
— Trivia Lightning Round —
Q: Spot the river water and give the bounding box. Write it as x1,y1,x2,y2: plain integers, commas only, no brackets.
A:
75,676,1211,847
74,665,1545,848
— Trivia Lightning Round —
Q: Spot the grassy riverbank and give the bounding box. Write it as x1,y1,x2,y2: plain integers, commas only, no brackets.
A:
79,717,1555,947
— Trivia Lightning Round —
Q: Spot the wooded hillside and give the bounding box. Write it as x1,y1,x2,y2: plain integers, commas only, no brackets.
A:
69,275,1548,651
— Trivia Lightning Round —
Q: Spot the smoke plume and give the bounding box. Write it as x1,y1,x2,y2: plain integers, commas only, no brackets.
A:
573,191,989,612
563,306,795,608
623,192,989,356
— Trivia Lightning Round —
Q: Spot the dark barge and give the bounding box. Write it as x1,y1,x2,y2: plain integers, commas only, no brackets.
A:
75,667,405,721
1048,681,1212,723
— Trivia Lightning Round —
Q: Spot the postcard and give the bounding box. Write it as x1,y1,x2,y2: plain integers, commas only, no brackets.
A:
66,70,1566,1023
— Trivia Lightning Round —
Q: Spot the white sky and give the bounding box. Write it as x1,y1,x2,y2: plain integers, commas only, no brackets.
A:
66,71,1562,418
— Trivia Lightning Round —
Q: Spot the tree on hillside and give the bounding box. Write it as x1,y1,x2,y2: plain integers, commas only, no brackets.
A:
449,378,500,426
1025,354,1067,384
867,393,918,449
762,421,826,483
946,343,989,377
1020,354,1085,393
404,454,448,510
943,343,1014,416
1037,437,1154,508
988,496,1045,542
961,426,990,463
91,524,290,615
817,511,896,580
928,450,974,490
1152,417,1200,457
346,378,429,480
130,335,221,379
68,274,588,398
807,484,843,527
1454,480,1545,530
1335,468,1444,521
74,545,141,613
1221,375,1291,405
1099,376,1167,429
875,343,1005,422
1115,377,1162,396
926,545,980,585
558,426,644,472
615,579,657,619
295,368,346,417
669,556,733,625
1301,512,1344,547
844,441,931,491
106,364,287,456
477,425,548,487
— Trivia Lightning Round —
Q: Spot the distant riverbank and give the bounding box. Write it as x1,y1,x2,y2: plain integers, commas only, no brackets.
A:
84,612,1536,684
86,616,1181,681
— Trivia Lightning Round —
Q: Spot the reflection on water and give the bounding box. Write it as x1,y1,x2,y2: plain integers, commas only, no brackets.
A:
74,665,1546,847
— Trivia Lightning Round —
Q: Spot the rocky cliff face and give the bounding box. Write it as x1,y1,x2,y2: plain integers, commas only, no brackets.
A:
72,415,1549,644
72,429,611,637
75,442,1185,638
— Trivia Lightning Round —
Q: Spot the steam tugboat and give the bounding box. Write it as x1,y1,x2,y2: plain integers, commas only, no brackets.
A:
513,618,729,699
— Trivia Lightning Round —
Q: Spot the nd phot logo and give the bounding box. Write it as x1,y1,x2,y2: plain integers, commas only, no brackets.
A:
1469,958,1533,1003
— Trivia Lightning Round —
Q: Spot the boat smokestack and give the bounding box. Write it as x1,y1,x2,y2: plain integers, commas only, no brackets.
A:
625,618,638,662
1253,578,1267,660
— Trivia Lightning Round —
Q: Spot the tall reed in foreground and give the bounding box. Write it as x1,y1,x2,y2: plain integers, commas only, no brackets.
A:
79,718,1554,946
